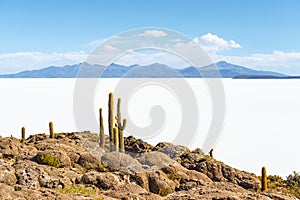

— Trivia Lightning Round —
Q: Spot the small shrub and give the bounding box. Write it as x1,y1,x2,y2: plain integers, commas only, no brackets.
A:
40,154,60,168
199,155,213,162
58,185,98,195
14,186,22,191
183,158,189,163
168,173,180,181
286,171,300,198
192,148,204,155
158,187,172,196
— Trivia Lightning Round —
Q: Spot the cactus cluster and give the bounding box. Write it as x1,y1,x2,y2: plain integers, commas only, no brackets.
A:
99,92,126,152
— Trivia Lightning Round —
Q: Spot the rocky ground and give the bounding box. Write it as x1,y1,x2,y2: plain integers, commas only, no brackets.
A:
0,132,297,200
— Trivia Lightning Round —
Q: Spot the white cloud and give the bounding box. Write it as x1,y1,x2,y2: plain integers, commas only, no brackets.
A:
194,33,242,52
115,50,190,68
0,51,88,73
139,30,167,37
210,51,300,68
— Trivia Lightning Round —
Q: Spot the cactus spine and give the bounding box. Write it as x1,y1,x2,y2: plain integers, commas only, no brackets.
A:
99,108,105,148
21,127,26,141
108,92,114,151
113,126,119,152
261,166,267,191
49,122,54,139
116,98,126,153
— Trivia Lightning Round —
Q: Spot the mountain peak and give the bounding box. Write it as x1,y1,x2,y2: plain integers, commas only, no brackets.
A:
0,61,288,78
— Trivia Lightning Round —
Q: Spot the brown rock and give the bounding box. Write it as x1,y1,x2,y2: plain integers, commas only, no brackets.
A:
125,135,154,154
0,161,17,186
78,152,104,171
101,151,144,173
195,158,260,191
78,171,122,190
136,151,176,169
148,170,176,195
153,142,189,159
36,150,71,168
0,137,20,158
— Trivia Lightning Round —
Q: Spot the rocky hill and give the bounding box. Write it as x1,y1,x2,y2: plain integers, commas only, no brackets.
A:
0,132,297,200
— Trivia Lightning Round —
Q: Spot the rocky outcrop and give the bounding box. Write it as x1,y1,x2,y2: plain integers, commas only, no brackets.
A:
194,157,260,191
0,132,296,200
153,142,189,159
124,135,154,154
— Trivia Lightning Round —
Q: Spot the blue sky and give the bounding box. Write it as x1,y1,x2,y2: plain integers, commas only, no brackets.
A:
0,0,300,74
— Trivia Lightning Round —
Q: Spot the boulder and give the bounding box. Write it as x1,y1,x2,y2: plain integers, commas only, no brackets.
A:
195,159,260,191
36,150,71,168
101,151,144,173
78,171,122,190
125,135,154,154
136,151,175,169
147,170,176,195
77,152,104,171
153,142,189,159
0,137,20,158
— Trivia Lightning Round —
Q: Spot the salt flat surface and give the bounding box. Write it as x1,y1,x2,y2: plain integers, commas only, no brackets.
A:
0,78,299,177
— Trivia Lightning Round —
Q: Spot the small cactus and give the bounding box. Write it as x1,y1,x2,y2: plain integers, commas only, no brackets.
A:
21,127,26,141
113,126,119,152
261,166,267,191
99,108,105,148
108,92,114,151
116,98,126,153
49,122,54,138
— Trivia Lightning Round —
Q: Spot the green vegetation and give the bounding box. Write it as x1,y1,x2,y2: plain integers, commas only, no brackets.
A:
58,185,99,195
167,173,181,181
286,171,300,198
40,154,60,168
257,171,300,198
14,186,22,191
158,187,172,196
191,148,204,155
183,158,189,163
268,175,284,189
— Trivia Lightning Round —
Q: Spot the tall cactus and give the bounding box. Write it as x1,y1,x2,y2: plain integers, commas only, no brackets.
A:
99,108,105,148
49,121,54,139
108,92,114,151
113,126,119,152
116,98,126,153
261,166,267,191
21,127,26,141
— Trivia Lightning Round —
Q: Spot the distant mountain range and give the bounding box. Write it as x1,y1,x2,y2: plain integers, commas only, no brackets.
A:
0,61,291,78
